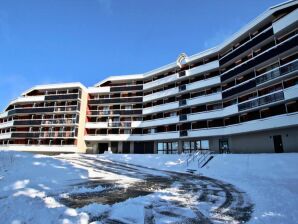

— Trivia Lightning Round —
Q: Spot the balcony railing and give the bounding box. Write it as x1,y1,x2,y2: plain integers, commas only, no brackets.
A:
89,109,142,116
107,122,132,127
110,85,143,92
238,91,284,111
44,93,79,101
220,27,273,65
89,97,142,104
221,33,298,82
256,59,298,85
10,131,76,138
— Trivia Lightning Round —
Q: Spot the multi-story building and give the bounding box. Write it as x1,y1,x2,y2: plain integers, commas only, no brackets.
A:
0,0,298,154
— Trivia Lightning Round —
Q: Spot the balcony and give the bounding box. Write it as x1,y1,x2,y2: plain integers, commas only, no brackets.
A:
110,85,143,92
44,93,79,101
8,107,54,116
273,8,298,34
0,111,8,119
9,95,45,105
222,79,256,99
186,60,219,77
143,87,178,102
187,76,221,92
188,105,238,121
0,120,14,129
219,27,273,65
140,116,179,127
0,133,12,140
221,33,298,82
0,119,77,127
14,120,42,126
238,91,284,111
89,109,142,116
188,112,298,138
89,97,142,105
41,119,76,125
256,59,298,85
107,122,134,128
187,92,222,107
10,131,76,138
143,101,179,114
144,73,178,90
86,121,142,129
284,84,298,101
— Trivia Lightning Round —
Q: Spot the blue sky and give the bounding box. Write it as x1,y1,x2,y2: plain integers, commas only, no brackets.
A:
0,0,285,111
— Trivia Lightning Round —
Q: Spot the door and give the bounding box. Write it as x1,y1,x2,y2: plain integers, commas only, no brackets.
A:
219,139,230,153
273,135,284,153
122,142,130,153
98,143,108,154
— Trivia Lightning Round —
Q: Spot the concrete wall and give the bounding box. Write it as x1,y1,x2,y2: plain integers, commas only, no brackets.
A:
84,126,298,154
209,126,298,153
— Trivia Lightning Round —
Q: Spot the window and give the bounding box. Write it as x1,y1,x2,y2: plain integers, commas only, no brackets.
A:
201,140,210,150
157,141,178,154
182,141,195,153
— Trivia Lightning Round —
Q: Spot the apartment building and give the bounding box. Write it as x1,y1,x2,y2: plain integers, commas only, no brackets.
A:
0,0,297,154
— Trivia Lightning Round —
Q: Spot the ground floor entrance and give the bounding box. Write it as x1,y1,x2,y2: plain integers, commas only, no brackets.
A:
273,135,284,153
97,143,108,154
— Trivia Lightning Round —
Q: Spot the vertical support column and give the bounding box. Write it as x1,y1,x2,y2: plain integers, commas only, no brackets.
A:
108,142,112,152
154,141,158,154
118,142,123,154
178,140,183,154
130,142,134,153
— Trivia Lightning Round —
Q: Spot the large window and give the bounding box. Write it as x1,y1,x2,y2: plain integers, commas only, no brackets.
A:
182,141,195,153
158,141,178,154
182,140,210,153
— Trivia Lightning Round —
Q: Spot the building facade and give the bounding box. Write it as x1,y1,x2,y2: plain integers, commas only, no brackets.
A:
0,1,298,154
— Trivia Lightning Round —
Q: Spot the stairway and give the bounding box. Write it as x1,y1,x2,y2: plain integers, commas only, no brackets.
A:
185,150,215,172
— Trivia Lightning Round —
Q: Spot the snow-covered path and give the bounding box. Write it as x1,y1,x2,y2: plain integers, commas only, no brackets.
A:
58,155,253,223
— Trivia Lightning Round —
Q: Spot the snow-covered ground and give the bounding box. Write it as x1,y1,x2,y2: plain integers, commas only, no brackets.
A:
0,150,297,224
0,151,90,224
94,152,298,224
